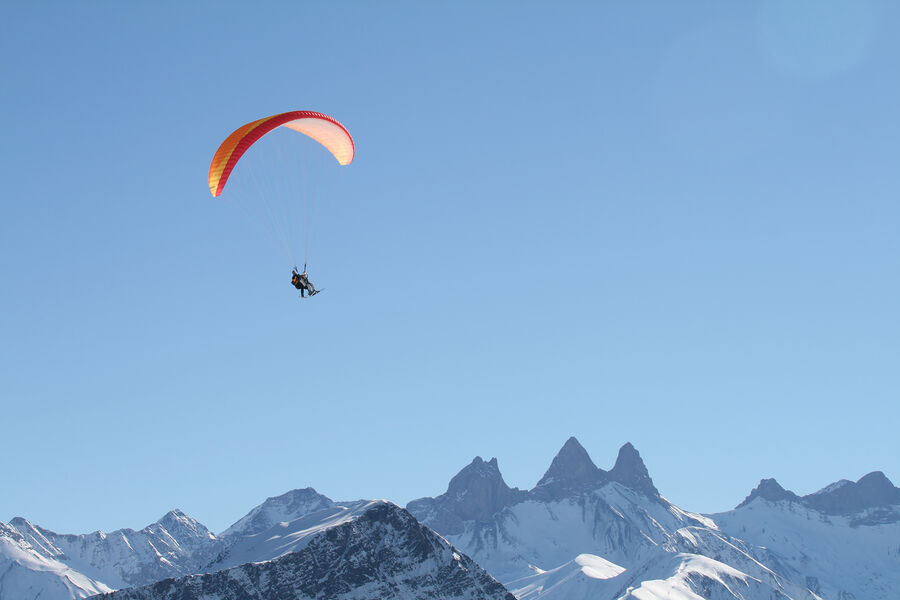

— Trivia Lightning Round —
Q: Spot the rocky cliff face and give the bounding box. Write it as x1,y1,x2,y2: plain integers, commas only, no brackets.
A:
802,471,900,516
531,437,607,501
736,478,802,508
606,442,659,497
407,456,527,535
96,502,515,600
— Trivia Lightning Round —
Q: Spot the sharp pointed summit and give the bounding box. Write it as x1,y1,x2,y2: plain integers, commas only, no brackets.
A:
531,437,605,500
607,442,659,497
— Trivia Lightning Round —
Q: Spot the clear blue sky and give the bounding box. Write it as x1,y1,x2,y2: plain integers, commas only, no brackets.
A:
2,0,898,535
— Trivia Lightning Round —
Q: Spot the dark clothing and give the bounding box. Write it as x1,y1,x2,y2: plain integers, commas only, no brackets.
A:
291,270,316,297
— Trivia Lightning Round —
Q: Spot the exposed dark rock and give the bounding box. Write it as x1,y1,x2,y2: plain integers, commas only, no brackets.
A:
736,479,801,509
407,457,526,535
607,442,659,498
803,471,900,516
530,437,606,500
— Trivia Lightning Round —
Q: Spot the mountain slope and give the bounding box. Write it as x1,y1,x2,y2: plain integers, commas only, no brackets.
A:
407,439,707,582
0,521,112,600
714,494,900,600
208,499,376,570
219,487,334,539
7,510,216,590
408,438,900,600
96,502,515,600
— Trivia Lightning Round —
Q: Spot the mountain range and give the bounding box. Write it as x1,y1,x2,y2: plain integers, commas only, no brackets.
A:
2,437,897,600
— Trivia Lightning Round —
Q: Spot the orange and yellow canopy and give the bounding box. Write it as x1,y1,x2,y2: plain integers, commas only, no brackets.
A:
208,110,354,197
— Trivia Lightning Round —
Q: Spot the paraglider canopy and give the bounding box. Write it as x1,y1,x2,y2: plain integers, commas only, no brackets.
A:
208,110,354,197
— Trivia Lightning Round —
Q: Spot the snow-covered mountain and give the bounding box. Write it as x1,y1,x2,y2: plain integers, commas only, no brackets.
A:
218,487,335,539
714,474,900,600
407,438,709,582
4,438,898,600
5,509,217,591
0,521,112,600
95,502,515,600
408,437,900,600
209,499,381,570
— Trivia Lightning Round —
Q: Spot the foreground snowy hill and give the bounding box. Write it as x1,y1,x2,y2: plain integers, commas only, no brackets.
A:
95,502,515,600
408,437,899,600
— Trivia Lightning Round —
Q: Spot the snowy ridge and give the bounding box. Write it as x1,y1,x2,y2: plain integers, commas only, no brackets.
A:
510,554,626,600
409,437,899,600
427,481,707,583
408,440,705,582
4,437,899,600
6,510,217,590
208,499,377,570
609,552,795,600
714,497,900,599
0,521,112,600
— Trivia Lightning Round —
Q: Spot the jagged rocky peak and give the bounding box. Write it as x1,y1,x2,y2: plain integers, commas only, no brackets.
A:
607,442,659,498
407,455,525,534
803,471,900,515
532,436,604,499
448,456,503,491
736,478,801,508
445,456,524,521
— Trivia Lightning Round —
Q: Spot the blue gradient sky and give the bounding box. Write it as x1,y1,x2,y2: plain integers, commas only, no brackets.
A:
2,0,898,534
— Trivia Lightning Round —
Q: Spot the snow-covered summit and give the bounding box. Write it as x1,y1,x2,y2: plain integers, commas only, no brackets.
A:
6,509,217,590
208,499,377,570
219,486,335,539
0,520,113,600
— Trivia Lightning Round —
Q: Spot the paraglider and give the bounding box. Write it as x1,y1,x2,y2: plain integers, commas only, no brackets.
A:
291,266,319,298
208,110,354,300
208,110,354,197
